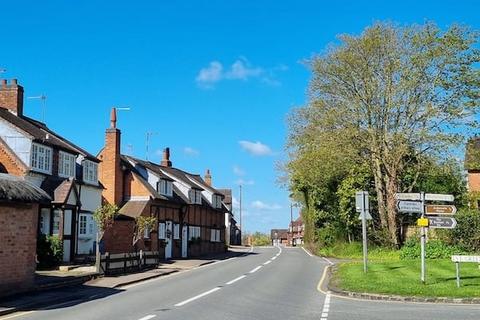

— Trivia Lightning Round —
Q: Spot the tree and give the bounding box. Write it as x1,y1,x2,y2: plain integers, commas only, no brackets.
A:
93,203,119,272
132,216,157,249
287,22,480,247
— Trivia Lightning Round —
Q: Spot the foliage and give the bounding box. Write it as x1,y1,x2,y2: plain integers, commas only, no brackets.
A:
251,232,271,246
448,209,480,252
36,234,63,269
399,238,467,260
334,259,480,298
93,203,119,239
284,21,480,247
317,241,400,261
133,216,157,247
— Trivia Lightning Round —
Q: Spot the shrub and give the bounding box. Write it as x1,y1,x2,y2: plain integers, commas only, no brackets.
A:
449,209,480,252
37,234,63,269
400,238,466,260
251,232,271,246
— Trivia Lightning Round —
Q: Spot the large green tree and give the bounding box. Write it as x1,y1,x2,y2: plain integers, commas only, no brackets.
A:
286,22,480,247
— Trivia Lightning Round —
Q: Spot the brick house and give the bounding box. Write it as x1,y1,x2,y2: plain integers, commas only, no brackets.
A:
465,137,480,206
98,108,227,259
218,188,241,246
271,229,288,246
0,79,103,263
0,173,50,297
288,215,305,246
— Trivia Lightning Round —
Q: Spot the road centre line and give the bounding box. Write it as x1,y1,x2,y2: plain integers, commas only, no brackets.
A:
226,275,246,285
263,260,272,265
320,291,331,320
174,287,221,307
249,266,262,273
138,315,156,320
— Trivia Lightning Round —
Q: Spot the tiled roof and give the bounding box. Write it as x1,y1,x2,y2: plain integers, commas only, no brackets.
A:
271,229,288,239
40,177,79,204
119,200,150,219
0,173,51,203
0,108,99,162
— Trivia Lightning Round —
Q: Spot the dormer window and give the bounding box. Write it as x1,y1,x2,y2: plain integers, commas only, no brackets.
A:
83,160,98,185
158,179,173,197
59,151,76,178
31,143,52,174
189,189,202,204
212,194,223,209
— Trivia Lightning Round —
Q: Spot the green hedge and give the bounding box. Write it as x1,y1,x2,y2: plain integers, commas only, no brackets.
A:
37,234,63,269
400,238,466,260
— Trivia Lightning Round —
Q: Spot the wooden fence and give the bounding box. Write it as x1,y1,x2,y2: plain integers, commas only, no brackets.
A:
100,251,160,275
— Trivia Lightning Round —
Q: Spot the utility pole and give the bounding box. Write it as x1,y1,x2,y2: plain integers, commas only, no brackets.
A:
239,184,242,244
290,203,294,246
420,191,426,283
145,131,157,161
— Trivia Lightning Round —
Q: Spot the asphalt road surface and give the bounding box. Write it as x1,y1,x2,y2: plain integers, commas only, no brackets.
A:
2,246,479,320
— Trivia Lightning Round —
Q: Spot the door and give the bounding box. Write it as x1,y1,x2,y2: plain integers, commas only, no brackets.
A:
182,225,188,258
165,221,173,259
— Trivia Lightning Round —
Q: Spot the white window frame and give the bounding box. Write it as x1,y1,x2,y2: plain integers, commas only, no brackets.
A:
173,223,180,240
79,214,87,235
158,179,173,197
59,151,76,178
212,194,222,209
144,226,150,239
30,143,52,174
158,222,166,240
189,226,201,240
83,160,98,185
52,210,61,235
189,189,202,204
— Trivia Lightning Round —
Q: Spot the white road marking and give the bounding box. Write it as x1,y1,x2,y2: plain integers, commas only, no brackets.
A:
263,260,272,265
271,256,277,260
226,275,246,285
322,257,334,265
138,315,156,320
320,291,332,320
301,246,313,257
249,266,262,273
174,287,221,307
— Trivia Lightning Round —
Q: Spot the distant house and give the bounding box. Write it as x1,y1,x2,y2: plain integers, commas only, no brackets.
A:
465,137,480,207
0,173,50,297
218,188,241,246
0,79,102,263
288,215,305,246
98,108,228,259
271,229,288,246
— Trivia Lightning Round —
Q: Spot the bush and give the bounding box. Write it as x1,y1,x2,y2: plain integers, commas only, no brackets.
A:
449,209,480,252
400,238,466,260
37,234,63,269
251,232,271,246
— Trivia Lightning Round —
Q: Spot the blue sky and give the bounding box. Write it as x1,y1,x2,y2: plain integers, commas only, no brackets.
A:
1,0,479,233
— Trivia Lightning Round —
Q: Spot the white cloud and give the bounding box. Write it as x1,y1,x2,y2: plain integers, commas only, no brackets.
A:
195,61,223,88
183,147,199,157
251,200,282,211
239,140,273,156
195,58,286,89
233,165,245,176
235,178,255,186
232,196,240,210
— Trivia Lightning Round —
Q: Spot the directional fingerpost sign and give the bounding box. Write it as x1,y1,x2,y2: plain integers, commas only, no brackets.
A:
397,200,424,214
395,193,421,201
425,205,457,215
428,217,457,229
424,193,454,202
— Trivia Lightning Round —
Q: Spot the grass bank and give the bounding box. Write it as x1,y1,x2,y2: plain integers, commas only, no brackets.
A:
332,259,480,298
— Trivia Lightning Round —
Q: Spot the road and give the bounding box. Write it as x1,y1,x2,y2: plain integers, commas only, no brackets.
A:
2,246,480,320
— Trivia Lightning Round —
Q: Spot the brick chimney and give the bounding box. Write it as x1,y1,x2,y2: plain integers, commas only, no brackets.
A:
0,79,24,116
99,108,123,205
160,147,172,167
204,169,212,186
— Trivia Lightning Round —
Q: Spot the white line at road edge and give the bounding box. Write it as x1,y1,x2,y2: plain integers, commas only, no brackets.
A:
249,266,262,273
138,315,156,320
174,287,221,307
301,246,313,257
320,291,331,320
226,275,246,285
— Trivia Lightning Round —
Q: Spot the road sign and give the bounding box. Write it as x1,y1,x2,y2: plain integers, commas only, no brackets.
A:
395,193,421,201
397,200,424,214
451,255,480,263
428,217,457,229
417,218,429,227
355,191,369,212
358,211,372,220
424,193,454,202
425,205,456,215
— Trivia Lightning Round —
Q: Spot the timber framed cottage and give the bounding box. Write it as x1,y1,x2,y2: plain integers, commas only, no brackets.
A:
99,108,227,259
0,79,102,263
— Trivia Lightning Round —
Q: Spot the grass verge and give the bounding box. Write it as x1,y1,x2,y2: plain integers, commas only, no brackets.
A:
332,259,480,298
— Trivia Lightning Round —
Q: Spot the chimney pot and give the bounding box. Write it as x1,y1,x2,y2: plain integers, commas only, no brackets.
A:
11,79,17,86
110,107,117,128
205,169,212,186
161,147,172,167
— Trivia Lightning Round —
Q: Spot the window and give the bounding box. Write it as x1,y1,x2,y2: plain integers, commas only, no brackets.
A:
89,217,94,235
210,229,221,242
39,215,44,233
158,222,166,239
189,189,202,204
144,226,150,239
212,194,223,209
79,215,87,235
189,226,201,240
31,143,52,174
173,223,180,240
158,179,173,197
59,151,76,178
52,210,61,235
83,160,98,184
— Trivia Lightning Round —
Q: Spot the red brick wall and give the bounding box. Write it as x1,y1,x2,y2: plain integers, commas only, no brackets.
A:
98,128,123,206
0,79,24,116
0,203,38,297
103,220,135,254
0,143,27,176
468,171,480,193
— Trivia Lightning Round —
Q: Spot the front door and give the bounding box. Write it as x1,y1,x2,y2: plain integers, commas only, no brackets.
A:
165,221,173,259
182,225,188,258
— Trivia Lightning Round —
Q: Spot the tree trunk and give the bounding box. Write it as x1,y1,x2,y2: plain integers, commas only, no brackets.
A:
372,157,388,229
385,172,400,248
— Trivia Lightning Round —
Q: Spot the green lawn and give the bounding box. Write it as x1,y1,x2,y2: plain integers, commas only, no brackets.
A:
332,259,480,298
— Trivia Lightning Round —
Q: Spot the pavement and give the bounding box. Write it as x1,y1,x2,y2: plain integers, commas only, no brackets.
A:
1,246,479,320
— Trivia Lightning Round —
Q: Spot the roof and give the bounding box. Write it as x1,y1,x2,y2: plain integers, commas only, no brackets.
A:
0,173,51,203
0,108,99,162
40,177,80,204
290,215,303,227
271,229,288,239
119,200,150,219
218,189,232,205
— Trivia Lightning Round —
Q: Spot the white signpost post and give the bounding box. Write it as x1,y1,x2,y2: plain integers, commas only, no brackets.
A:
356,191,370,274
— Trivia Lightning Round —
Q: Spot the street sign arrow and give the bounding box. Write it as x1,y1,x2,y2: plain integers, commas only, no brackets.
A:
428,217,457,229
397,200,424,214
395,193,421,201
425,205,457,215
425,193,454,202
358,211,372,220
